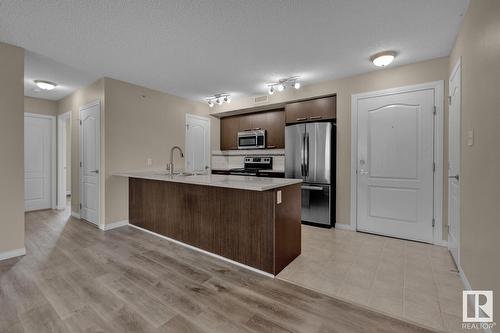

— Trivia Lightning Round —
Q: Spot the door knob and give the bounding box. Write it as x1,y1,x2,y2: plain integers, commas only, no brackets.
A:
90,170,99,174
448,174,459,180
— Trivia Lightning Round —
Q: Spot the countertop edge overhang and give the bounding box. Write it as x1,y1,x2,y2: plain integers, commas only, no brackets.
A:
114,171,302,191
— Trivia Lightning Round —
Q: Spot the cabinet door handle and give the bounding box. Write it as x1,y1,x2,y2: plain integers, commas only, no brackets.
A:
296,117,307,121
309,116,322,120
267,145,276,149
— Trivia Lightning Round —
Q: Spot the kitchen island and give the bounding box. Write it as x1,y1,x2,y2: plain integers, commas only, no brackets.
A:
115,171,302,275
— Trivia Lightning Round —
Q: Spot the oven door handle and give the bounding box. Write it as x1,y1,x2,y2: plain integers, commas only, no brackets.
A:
230,172,257,176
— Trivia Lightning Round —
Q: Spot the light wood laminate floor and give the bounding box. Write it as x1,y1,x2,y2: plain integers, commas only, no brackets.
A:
1,207,436,333
278,226,468,333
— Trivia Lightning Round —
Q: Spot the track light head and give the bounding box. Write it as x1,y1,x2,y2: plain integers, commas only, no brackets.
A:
208,100,214,107
268,86,275,95
277,83,285,92
294,81,301,90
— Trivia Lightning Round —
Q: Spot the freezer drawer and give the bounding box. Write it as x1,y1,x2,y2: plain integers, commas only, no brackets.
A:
301,184,331,226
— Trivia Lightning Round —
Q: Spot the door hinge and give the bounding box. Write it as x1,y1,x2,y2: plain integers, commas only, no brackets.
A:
433,162,436,172
80,203,82,209
433,106,437,115
79,120,82,125
80,161,82,167
448,96,452,105
432,218,435,227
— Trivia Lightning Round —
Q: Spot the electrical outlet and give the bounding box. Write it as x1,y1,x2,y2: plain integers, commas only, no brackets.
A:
146,158,153,167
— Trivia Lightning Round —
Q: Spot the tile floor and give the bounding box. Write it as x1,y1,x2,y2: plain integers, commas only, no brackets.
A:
277,225,472,332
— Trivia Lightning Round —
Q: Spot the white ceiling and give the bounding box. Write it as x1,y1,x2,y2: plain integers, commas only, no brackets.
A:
24,51,99,100
0,0,468,102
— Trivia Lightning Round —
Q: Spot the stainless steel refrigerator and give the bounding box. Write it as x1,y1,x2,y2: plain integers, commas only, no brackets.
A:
285,122,336,227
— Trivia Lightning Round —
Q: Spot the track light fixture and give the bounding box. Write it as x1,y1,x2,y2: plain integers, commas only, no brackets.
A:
267,77,301,95
206,94,231,108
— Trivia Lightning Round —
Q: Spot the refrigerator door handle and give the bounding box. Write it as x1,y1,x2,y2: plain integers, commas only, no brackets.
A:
300,132,305,177
305,132,310,177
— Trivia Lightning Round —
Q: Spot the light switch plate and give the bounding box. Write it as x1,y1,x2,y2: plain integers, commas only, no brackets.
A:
467,129,474,146
277,190,282,204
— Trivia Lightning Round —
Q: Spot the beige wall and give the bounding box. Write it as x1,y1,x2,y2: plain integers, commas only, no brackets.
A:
0,42,25,254
449,0,500,319
57,79,105,217
104,78,217,224
24,96,57,116
212,57,449,237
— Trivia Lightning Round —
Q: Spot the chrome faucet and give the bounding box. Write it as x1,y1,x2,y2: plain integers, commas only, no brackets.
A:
167,146,184,174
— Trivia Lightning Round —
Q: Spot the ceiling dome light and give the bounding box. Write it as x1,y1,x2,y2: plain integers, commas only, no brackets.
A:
208,100,214,107
223,96,231,104
268,86,275,95
277,83,285,92
371,51,396,67
294,81,301,90
34,80,57,91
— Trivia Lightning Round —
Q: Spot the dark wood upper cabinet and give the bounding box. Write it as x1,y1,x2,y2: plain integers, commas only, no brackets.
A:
262,110,285,149
219,109,285,150
285,96,336,124
220,96,336,151
220,116,239,150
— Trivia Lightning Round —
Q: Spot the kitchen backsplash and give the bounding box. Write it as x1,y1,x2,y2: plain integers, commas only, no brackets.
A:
212,149,285,171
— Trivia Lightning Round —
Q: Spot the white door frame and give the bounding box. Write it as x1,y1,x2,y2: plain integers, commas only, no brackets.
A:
57,111,71,209
448,57,461,265
350,81,445,245
185,113,211,172
79,100,101,227
24,112,57,210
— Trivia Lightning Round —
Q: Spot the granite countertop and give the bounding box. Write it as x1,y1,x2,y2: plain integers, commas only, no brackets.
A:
114,171,301,191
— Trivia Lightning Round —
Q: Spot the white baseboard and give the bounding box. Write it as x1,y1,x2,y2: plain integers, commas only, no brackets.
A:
99,220,129,231
129,224,274,278
457,266,493,333
434,239,448,247
334,223,355,231
0,247,26,261
71,211,80,219
459,264,472,291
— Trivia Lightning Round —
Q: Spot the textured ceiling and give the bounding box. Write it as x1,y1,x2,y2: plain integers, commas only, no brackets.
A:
24,51,99,100
0,0,468,101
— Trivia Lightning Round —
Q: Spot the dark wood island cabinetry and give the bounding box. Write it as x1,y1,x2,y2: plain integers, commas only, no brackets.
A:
124,174,302,275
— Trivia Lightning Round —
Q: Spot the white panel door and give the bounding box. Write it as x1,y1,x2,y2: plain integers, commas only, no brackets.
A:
448,60,461,266
357,89,435,242
185,114,210,173
80,102,100,225
24,115,53,211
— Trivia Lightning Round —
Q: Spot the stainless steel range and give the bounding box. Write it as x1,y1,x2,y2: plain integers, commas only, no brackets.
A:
229,156,273,176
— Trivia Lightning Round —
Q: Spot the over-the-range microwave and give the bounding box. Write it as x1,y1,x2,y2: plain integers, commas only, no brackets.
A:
237,129,266,149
